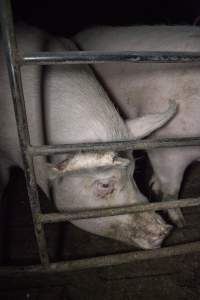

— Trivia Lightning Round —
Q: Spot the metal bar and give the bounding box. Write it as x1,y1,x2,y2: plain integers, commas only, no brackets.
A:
20,51,200,65
39,197,200,224
0,0,49,266
29,136,200,156
1,241,200,275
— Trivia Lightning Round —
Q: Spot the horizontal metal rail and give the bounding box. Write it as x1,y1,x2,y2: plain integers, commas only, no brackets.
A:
20,51,200,65
29,136,200,156
1,241,200,276
38,197,200,224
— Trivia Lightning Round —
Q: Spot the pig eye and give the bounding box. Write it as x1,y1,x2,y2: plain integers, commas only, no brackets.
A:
94,179,115,198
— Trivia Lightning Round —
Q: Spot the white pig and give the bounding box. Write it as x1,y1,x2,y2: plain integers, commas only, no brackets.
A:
75,25,200,227
0,25,174,249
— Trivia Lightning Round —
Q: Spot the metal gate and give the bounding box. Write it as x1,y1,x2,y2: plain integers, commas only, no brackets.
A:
1,0,200,275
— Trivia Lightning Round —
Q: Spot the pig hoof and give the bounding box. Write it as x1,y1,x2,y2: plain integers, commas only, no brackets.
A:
168,208,186,228
149,174,161,195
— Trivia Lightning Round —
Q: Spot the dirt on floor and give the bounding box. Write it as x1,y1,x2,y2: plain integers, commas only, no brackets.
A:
1,154,200,300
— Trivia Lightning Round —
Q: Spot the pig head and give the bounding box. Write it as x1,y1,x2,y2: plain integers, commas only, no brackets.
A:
48,100,176,249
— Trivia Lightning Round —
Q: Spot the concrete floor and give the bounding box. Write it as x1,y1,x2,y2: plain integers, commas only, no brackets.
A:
1,155,200,299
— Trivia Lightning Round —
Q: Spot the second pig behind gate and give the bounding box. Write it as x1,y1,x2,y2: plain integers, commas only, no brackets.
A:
75,25,200,228
0,25,174,249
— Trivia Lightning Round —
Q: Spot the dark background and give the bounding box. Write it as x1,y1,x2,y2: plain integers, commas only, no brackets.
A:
12,0,200,36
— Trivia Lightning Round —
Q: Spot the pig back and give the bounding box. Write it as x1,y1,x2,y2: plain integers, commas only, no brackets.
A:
75,25,200,138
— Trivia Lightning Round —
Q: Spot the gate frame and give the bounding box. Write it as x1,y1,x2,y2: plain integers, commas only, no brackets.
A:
0,0,200,275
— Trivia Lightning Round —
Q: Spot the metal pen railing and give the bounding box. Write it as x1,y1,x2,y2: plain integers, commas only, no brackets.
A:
0,0,200,276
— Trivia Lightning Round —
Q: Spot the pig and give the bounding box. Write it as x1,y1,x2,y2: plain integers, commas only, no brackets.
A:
0,25,174,249
75,25,200,227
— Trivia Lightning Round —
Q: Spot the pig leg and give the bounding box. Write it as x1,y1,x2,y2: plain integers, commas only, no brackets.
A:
149,173,162,196
149,172,185,226
162,192,185,228
148,148,198,227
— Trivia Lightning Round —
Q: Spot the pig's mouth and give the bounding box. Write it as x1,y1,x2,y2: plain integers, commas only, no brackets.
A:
149,237,166,249
130,224,173,250
135,236,166,250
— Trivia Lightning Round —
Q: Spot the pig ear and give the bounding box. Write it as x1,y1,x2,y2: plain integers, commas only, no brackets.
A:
126,100,178,139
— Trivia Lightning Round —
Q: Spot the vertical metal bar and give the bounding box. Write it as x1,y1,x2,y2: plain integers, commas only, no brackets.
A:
0,0,49,266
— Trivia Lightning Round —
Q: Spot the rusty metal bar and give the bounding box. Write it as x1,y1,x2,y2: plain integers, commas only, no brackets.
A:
1,241,200,276
39,197,200,224
0,0,49,266
20,50,200,65
29,136,200,156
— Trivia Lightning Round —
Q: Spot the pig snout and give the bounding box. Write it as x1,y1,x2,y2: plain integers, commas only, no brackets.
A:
73,212,172,250
144,223,172,249
131,213,173,249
